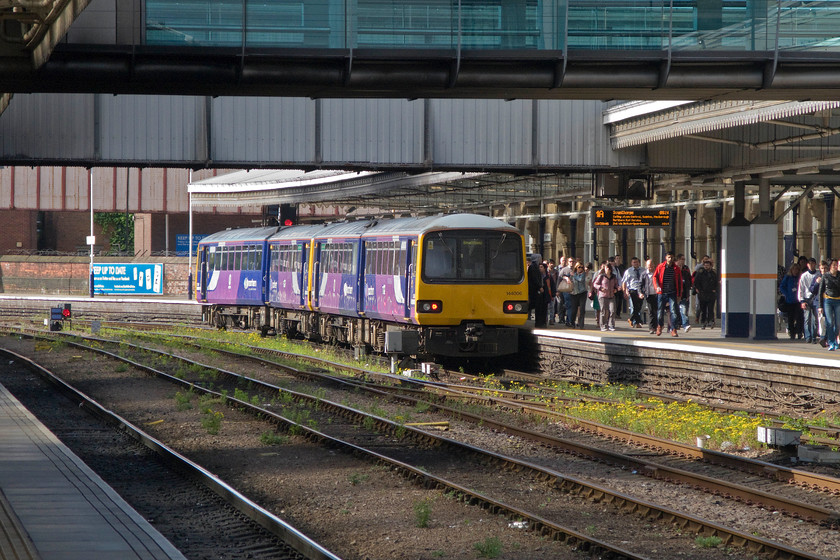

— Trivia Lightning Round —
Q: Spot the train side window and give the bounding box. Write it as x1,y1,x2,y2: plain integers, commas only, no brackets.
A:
345,243,353,274
256,247,262,270
221,247,228,271
324,244,332,273
388,242,394,274
233,247,241,270
378,241,385,275
396,244,405,276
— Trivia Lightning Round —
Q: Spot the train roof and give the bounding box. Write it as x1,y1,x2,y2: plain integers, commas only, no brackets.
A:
360,214,518,236
267,214,517,241
268,223,347,241
199,227,279,243
203,215,519,246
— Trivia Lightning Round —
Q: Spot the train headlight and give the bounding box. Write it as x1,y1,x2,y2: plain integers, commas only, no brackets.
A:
503,301,528,314
417,300,443,313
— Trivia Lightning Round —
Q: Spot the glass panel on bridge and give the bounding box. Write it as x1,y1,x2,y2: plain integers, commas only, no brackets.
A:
144,1,840,53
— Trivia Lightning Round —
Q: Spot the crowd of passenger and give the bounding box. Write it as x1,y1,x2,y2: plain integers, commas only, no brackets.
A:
527,251,719,337
527,250,840,350
778,256,840,351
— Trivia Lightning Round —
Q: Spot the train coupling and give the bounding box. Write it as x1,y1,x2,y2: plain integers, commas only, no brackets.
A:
463,322,486,343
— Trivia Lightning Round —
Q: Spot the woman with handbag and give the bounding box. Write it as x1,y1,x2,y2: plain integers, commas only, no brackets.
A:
569,263,588,329
592,261,619,331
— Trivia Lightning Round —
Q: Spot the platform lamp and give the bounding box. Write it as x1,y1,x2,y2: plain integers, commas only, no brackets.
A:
187,170,193,299
88,168,95,298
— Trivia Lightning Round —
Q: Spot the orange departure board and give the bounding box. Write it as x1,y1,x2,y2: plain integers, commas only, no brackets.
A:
592,208,671,228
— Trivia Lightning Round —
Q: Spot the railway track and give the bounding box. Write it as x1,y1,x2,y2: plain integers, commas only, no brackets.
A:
0,349,336,560
1,327,837,559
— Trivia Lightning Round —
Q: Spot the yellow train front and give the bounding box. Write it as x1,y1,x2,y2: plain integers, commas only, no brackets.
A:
398,214,528,358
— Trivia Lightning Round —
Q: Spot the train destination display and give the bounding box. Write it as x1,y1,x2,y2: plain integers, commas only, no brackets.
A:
592,208,671,228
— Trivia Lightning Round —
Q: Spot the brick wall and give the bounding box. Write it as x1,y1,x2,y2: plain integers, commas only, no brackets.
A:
0,210,38,252
0,256,192,296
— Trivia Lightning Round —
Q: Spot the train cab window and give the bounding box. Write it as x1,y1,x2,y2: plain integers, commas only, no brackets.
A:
459,240,485,279
424,238,456,279
422,231,523,284
488,233,522,280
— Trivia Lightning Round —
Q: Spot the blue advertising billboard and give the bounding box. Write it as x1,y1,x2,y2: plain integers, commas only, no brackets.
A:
176,234,207,256
92,263,164,295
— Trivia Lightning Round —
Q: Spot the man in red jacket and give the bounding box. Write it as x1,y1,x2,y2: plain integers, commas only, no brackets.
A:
652,251,684,337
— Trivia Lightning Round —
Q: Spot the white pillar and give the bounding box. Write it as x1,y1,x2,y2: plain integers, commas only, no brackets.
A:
721,183,750,337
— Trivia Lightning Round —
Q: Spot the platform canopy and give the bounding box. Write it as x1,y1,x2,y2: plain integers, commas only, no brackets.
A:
187,168,593,215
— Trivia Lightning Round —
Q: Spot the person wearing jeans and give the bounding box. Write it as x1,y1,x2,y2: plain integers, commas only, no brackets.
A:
798,258,820,343
652,251,685,337
818,259,840,351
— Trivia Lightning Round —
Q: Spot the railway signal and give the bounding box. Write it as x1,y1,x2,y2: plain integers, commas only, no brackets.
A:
49,304,72,331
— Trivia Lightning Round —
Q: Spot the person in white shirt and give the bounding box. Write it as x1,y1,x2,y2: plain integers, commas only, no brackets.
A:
621,257,645,328
798,257,820,344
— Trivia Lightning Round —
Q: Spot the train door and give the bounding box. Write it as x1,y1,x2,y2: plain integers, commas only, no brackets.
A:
406,239,417,319
199,246,208,301
356,240,366,315
400,239,411,319
299,242,310,308
313,242,324,309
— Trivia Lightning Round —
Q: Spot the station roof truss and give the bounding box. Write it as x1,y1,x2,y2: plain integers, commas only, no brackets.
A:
609,99,840,191
608,100,840,150
0,0,92,117
188,168,594,216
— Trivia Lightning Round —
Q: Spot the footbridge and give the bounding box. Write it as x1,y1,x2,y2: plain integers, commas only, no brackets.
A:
4,1,840,104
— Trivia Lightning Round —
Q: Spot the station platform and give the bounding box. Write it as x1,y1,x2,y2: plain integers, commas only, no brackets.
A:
527,317,840,363
520,315,840,410
0,382,186,560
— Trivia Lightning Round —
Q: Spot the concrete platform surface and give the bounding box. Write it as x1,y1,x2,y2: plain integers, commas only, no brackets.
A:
0,382,186,560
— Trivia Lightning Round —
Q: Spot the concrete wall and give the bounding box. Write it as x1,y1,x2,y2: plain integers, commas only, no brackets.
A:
0,256,191,296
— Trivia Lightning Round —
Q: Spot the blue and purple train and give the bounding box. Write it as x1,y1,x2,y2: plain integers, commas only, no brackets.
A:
195,213,528,358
